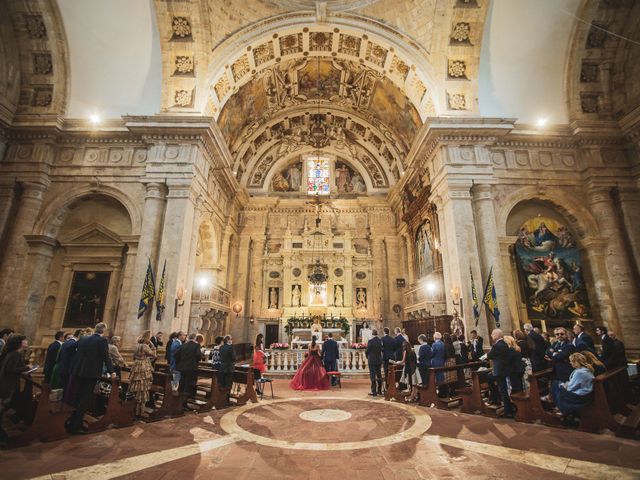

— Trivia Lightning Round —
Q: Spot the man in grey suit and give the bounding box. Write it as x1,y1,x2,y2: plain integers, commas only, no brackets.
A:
366,329,383,396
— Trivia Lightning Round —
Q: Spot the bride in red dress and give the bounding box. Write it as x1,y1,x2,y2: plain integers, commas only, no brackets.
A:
290,337,331,390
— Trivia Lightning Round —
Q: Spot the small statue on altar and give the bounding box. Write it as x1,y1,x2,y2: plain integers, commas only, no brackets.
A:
311,321,322,342
450,311,465,338
334,285,343,307
291,285,301,307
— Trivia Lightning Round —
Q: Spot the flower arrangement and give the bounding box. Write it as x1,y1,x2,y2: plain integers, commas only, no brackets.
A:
270,343,289,350
350,343,367,349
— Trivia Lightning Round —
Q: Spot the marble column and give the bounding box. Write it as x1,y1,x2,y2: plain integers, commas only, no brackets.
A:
581,238,619,334
217,226,234,289
15,235,58,342
123,182,166,345
588,186,640,350
231,235,251,342
0,181,48,328
248,237,265,342
472,183,512,332
433,183,489,340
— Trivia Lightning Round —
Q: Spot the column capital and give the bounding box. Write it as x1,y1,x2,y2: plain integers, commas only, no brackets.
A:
143,182,167,200
471,183,493,201
20,181,48,200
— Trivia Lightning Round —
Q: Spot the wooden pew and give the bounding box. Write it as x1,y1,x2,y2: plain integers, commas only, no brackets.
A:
459,368,491,415
121,367,185,422
417,361,480,410
510,368,560,426
230,366,258,406
384,364,407,403
87,377,136,432
193,366,230,412
579,367,626,434
8,377,71,447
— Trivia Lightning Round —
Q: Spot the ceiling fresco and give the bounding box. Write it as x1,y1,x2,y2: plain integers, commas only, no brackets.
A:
217,58,422,154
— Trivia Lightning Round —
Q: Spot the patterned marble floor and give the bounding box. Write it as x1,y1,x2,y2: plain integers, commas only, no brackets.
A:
2,379,639,480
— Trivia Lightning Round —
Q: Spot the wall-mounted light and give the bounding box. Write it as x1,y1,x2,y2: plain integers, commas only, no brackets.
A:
451,285,463,317
249,315,255,324
232,302,243,318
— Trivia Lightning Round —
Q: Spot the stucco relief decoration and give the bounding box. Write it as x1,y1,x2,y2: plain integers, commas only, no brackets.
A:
415,220,434,279
253,42,275,66
280,33,303,55
338,34,362,56
214,75,231,101
451,22,470,43
581,94,599,113
580,63,598,83
390,56,410,81
175,56,194,75
448,60,467,79
232,55,250,82
310,32,332,51
32,87,53,107
174,89,192,107
412,77,427,102
251,155,275,186
25,14,47,39
365,43,388,67
515,217,591,320
448,92,466,110
33,53,53,75
586,24,607,48
171,17,192,40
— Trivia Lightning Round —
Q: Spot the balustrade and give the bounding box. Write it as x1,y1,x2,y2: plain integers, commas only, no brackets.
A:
265,348,369,374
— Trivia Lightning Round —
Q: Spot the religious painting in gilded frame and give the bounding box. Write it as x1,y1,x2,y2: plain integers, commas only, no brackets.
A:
514,217,591,320
63,271,110,327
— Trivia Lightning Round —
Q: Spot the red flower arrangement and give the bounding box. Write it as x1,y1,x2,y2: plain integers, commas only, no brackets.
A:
270,343,289,350
350,342,367,349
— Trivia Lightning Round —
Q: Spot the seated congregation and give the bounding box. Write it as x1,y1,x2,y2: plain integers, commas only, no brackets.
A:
0,324,260,447
373,323,638,437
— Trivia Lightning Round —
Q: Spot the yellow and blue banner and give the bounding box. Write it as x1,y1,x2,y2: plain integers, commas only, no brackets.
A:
470,266,481,326
155,260,166,321
482,266,500,327
138,259,156,319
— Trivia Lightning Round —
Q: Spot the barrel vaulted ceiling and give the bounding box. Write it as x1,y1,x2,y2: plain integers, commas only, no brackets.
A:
2,0,640,190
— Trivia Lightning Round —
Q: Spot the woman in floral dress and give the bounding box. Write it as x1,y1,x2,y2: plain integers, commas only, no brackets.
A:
129,330,156,416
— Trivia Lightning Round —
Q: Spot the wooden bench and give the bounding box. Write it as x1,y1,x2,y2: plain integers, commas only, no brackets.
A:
230,366,258,406
459,368,492,415
86,377,136,432
7,376,73,447
510,368,560,426
579,367,627,434
121,367,186,422
417,361,480,410
384,364,408,403
193,366,230,412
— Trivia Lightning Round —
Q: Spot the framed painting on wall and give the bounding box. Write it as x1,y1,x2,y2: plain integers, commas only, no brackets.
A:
63,271,110,327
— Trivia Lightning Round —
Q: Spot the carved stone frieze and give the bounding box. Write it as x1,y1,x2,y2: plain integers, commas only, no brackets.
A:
33,53,53,75
174,56,194,75
451,22,471,43
447,92,466,110
24,14,47,39
448,60,467,79
171,17,192,40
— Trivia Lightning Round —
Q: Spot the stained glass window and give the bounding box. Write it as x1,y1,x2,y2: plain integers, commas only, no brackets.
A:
306,156,330,195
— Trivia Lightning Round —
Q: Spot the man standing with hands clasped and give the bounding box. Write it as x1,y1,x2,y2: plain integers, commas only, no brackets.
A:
366,329,383,396
322,332,340,386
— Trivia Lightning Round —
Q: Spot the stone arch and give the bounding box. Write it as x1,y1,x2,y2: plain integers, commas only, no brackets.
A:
34,185,142,238
496,186,600,241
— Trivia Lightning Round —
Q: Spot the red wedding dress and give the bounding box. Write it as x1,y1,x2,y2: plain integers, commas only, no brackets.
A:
290,345,331,391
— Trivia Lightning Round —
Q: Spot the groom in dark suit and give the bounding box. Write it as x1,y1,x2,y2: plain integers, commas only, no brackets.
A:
322,333,339,386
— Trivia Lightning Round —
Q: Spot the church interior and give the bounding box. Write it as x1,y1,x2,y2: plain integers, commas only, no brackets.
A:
0,0,640,478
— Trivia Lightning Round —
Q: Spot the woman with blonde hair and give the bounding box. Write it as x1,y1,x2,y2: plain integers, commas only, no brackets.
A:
551,352,595,425
504,336,525,394
129,330,156,416
581,350,606,376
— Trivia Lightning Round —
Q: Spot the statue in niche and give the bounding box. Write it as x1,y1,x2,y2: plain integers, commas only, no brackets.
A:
415,221,434,278
285,162,302,191
356,288,367,308
334,285,344,307
291,285,301,307
351,173,365,192
269,287,279,309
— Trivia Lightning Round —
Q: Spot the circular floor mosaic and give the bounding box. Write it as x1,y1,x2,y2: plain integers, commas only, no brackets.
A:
299,408,352,422
219,396,432,451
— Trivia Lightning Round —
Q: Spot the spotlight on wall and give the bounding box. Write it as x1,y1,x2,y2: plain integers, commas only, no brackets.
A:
536,117,548,128
196,274,210,290
249,315,255,324
89,114,101,125
425,281,437,295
